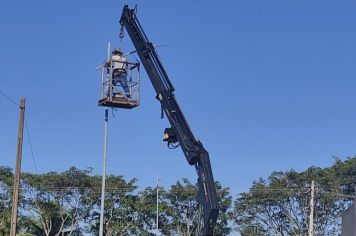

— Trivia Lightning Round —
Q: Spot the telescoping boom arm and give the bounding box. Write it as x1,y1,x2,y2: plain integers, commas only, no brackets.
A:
119,6,219,235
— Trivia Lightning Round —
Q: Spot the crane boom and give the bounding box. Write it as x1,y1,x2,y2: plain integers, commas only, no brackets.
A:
119,6,219,235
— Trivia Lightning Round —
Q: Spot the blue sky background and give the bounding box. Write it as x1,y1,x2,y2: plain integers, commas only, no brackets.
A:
1,0,356,200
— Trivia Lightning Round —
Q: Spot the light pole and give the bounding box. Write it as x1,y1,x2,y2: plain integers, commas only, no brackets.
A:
156,175,162,235
99,108,109,236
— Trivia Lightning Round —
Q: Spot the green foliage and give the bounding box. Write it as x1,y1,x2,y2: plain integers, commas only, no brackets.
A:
233,157,356,235
21,167,94,235
1,157,354,235
164,179,199,235
0,166,13,236
0,166,234,235
161,179,232,236
87,174,140,236
331,157,356,195
214,181,233,235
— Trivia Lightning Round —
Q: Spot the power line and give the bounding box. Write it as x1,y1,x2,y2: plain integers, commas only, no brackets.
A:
0,89,19,107
7,186,137,194
0,89,39,174
25,120,38,174
248,188,311,192
7,186,136,191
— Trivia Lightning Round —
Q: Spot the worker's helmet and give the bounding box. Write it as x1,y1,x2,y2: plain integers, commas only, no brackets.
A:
113,48,123,55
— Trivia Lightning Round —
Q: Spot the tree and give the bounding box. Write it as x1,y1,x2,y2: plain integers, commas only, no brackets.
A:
18,215,47,236
165,179,198,236
131,179,233,236
134,186,169,235
164,179,232,236
0,166,13,236
87,174,141,236
214,181,233,236
330,157,356,196
0,165,234,235
22,167,94,236
233,157,356,235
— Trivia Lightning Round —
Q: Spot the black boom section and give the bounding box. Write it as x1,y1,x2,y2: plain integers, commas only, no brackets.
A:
120,5,219,235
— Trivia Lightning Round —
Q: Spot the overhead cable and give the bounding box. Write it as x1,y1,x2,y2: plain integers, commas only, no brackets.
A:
0,89,19,107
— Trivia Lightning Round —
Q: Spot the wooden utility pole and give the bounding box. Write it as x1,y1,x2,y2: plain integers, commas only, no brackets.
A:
308,180,315,236
10,97,25,236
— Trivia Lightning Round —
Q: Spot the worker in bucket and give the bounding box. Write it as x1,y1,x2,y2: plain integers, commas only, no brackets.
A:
110,48,130,98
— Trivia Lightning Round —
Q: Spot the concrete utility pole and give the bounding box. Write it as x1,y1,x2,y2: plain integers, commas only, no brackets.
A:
308,180,315,236
99,108,109,236
99,42,112,236
10,97,25,236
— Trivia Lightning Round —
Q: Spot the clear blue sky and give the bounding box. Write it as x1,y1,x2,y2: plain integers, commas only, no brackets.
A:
1,0,356,198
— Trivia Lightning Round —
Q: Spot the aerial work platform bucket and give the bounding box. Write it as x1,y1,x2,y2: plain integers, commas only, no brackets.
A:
97,45,140,109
